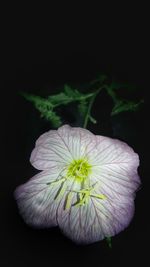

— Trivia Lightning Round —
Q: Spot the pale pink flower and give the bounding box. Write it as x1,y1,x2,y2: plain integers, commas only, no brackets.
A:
14,125,140,244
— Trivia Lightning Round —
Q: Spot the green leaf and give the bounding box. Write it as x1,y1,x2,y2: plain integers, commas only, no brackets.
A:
64,84,83,98
21,86,95,128
89,115,97,124
21,93,53,110
48,92,71,106
44,110,62,128
21,92,62,127
110,81,137,91
47,85,91,108
111,99,144,116
77,100,88,118
64,84,76,96
21,75,144,130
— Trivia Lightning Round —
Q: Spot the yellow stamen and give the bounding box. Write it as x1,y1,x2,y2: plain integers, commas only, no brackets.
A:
67,158,92,183
71,184,106,207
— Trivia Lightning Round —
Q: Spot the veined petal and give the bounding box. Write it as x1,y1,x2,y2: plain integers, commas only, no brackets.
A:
57,197,106,244
15,125,141,244
92,177,135,227
91,167,140,197
57,182,135,244
55,177,106,244
87,135,140,195
89,136,139,168
55,134,140,244
14,168,67,228
91,196,135,237
30,125,94,170
30,130,73,170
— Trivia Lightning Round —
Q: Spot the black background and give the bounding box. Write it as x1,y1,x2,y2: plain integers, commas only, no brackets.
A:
1,7,148,267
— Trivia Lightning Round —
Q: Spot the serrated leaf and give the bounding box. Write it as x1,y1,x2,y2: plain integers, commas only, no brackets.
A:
21,93,53,110
46,111,62,128
47,85,88,107
35,102,62,127
21,88,95,128
78,101,88,117
110,81,137,91
64,84,75,96
111,99,143,116
21,92,62,127
64,84,83,98
48,92,72,106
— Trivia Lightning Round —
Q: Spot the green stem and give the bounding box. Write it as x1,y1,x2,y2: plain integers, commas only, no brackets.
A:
105,85,118,104
83,87,103,129
53,93,95,108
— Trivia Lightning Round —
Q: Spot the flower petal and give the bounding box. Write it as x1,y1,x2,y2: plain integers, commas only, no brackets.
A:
87,136,140,194
89,136,140,196
91,167,140,197
57,197,106,244
15,125,141,244
92,179,135,232
14,168,67,228
56,136,140,244
30,125,94,170
90,136,139,168
57,188,135,244
91,195,135,237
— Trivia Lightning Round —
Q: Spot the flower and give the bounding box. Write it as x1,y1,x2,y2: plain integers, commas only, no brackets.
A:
14,125,140,244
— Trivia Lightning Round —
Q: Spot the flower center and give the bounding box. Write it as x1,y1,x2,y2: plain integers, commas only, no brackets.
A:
67,158,92,182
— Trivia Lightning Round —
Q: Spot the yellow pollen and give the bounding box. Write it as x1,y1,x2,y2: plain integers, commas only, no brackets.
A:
67,158,92,182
